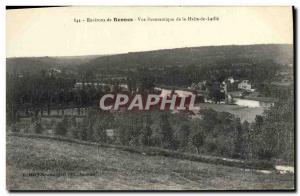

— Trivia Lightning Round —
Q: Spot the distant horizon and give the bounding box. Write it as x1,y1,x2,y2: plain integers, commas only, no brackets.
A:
6,43,293,59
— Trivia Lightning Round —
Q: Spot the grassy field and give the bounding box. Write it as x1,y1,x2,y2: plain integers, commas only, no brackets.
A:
197,103,265,122
7,135,294,191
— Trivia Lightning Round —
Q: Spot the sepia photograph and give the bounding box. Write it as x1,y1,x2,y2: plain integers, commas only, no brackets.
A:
6,6,295,191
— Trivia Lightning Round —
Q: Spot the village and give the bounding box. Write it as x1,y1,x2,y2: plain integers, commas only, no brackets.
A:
73,76,275,110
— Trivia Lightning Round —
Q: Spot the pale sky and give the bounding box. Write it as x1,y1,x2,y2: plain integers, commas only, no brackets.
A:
6,6,293,57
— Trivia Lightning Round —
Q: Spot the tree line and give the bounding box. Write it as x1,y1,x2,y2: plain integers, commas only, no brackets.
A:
11,92,294,163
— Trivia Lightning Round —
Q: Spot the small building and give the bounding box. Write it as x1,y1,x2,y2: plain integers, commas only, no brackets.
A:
189,81,207,91
238,80,255,92
227,77,235,84
224,77,239,91
106,129,115,138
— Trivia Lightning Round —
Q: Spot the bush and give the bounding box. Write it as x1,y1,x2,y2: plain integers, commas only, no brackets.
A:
11,124,19,133
69,126,79,139
54,121,68,136
33,121,43,134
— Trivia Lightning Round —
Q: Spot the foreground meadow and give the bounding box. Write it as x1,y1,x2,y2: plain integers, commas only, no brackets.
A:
7,135,294,190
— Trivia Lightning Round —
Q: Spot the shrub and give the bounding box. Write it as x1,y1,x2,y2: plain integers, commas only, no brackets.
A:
11,123,19,133
69,126,79,139
33,121,43,134
54,121,68,136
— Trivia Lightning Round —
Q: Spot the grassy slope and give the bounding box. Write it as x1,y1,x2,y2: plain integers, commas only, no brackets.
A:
7,135,294,190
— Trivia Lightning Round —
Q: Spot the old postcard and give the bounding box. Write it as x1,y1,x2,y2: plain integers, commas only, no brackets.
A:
6,6,294,191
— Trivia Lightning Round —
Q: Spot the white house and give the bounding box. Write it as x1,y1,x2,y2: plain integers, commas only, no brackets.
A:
106,129,115,138
238,80,255,92
227,77,235,84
